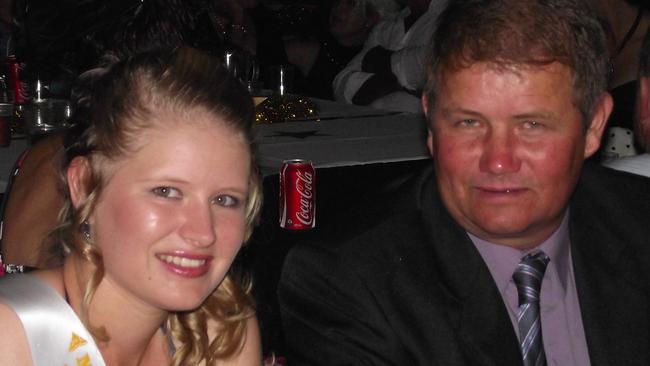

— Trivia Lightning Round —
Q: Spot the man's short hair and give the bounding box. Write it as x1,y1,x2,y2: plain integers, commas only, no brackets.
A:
640,28,650,77
424,0,609,126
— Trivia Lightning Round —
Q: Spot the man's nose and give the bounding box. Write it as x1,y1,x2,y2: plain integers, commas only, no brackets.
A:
478,129,521,175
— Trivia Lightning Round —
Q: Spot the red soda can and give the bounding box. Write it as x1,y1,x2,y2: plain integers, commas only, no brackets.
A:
7,55,30,105
279,159,316,230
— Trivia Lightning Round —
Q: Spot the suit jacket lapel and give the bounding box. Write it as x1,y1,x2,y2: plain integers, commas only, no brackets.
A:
456,273,524,366
569,164,650,366
570,208,650,366
419,173,523,366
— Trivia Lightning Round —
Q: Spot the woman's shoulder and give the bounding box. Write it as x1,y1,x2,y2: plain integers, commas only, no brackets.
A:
0,269,65,365
0,284,33,364
29,268,66,298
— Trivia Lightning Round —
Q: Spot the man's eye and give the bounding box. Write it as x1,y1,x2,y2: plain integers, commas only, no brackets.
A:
152,187,182,199
214,195,241,208
524,120,543,129
458,119,480,127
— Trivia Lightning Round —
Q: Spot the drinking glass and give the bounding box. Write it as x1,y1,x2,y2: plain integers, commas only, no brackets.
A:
23,99,72,137
268,64,295,96
223,48,260,92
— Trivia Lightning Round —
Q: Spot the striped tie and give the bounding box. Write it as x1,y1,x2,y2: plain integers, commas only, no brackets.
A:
513,251,550,366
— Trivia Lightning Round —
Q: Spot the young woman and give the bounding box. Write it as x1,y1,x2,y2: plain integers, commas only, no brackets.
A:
0,47,263,365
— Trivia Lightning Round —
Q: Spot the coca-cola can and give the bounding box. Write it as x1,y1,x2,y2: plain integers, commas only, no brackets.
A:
279,159,316,230
7,55,30,105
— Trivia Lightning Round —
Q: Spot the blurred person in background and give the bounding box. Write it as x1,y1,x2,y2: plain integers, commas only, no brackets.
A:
0,0,11,58
11,0,227,99
212,0,258,56
212,0,329,94
0,0,10,24
604,27,650,176
284,0,400,100
333,0,447,113
591,0,650,159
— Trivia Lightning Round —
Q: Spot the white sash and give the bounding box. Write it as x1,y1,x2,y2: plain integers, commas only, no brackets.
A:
0,274,106,366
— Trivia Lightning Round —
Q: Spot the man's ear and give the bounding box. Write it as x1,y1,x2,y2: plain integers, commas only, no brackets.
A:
422,93,435,157
584,92,613,158
66,156,92,210
638,76,650,121
421,92,429,117
426,129,435,157
635,76,650,149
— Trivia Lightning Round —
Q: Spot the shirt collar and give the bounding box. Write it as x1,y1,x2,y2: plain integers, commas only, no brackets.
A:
468,210,571,295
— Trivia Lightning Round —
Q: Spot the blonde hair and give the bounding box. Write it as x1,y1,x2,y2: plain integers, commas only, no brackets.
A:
50,47,263,364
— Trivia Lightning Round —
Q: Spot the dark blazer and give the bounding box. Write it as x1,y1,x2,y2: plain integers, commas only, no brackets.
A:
278,162,650,365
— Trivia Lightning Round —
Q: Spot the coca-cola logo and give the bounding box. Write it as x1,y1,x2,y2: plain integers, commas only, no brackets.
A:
295,171,314,225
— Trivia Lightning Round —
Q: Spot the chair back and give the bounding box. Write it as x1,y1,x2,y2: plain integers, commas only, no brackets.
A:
0,134,65,269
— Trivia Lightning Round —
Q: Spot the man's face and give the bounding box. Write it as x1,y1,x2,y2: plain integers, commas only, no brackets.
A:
329,0,367,42
424,62,609,249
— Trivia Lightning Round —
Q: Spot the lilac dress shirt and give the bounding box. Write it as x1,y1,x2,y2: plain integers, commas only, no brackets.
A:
469,212,591,366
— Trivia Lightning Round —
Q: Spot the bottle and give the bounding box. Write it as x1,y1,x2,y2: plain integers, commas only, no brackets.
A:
7,54,30,105
0,72,8,102
6,36,30,136
0,63,10,145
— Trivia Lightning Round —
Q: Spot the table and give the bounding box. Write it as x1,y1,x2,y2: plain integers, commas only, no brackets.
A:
254,98,429,175
1,99,430,192
256,107,429,175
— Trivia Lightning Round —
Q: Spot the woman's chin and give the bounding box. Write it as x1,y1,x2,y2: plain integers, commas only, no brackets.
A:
157,291,213,313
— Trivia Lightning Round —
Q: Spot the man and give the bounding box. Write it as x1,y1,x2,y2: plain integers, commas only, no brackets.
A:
279,0,650,365
283,0,400,99
604,28,650,177
332,0,447,113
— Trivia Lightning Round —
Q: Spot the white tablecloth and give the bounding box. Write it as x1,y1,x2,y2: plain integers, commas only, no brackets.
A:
256,111,429,176
1,101,430,192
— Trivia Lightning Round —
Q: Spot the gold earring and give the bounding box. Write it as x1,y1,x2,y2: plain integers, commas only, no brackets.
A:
80,220,92,242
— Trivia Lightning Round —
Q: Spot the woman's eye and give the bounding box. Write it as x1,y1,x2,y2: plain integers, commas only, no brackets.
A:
152,187,182,199
214,195,241,207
